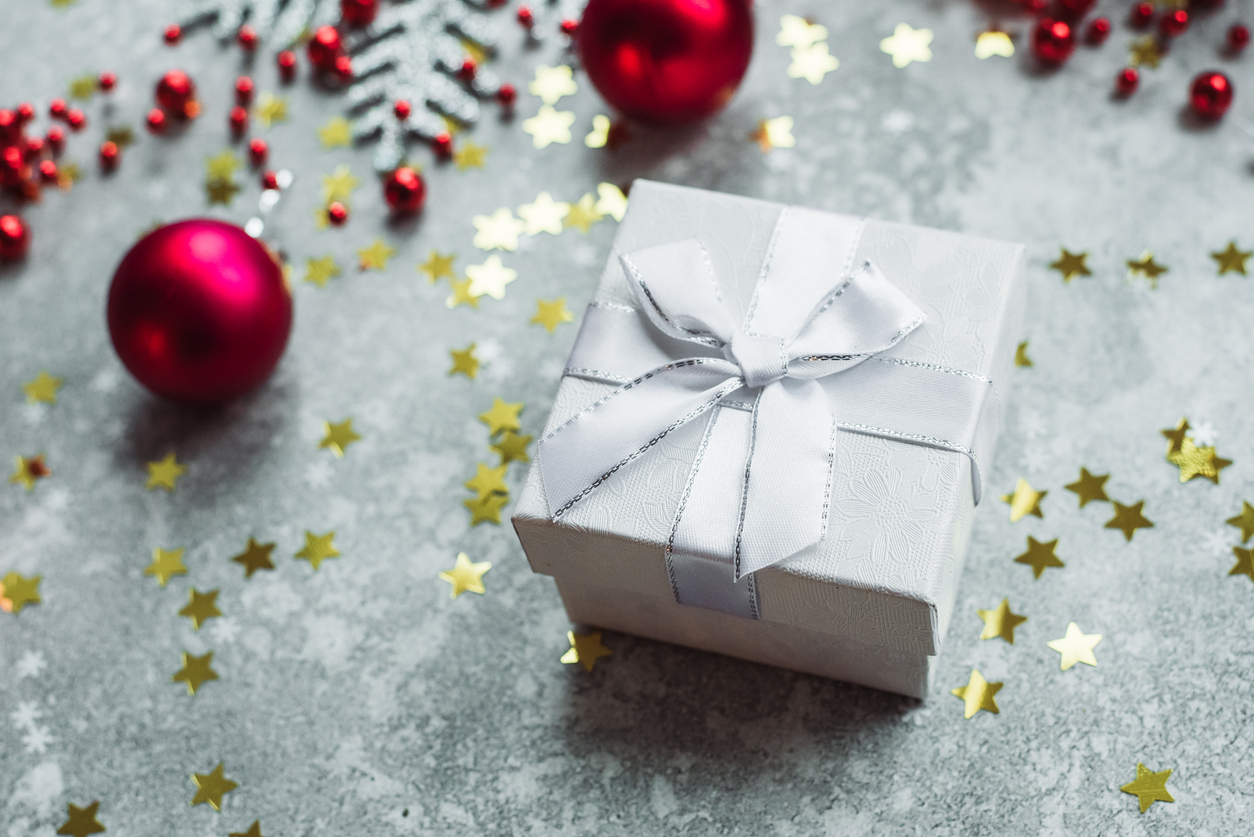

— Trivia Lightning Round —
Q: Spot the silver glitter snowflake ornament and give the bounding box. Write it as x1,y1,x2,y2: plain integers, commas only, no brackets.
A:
179,0,337,48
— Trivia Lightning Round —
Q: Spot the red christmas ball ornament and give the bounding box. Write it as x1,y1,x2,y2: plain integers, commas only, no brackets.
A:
1116,67,1139,96
432,131,453,158
49,98,69,120
578,0,754,124
1228,24,1250,54
393,99,412,120
23,137,45,162
1086,17,1111,45
157,70,197,117
1159,10,1189,38
164,23,182,44
333,54,354,79
383,166,426,213
2,146,27,187
106,219,293,404
98,71,118,92
66,109,87,131
340,0,379,27
0,109,19,146
496,83,517,108
261,169,280,190
229,105,249,136
308,26,343,72
235,75,255,105
517,6,535,29
458,57,477,81
1190,71,1234,119
16,102,35,125
1032,18,1075,64
146,108,167,134
560,18,579,37
1130,2,1154,28
38,159,58,183
238,24,259,50
99,140,120,170
249,137,269,166
326,201,349,225
277,50,298,81
0,215,31,260
45,126,65,154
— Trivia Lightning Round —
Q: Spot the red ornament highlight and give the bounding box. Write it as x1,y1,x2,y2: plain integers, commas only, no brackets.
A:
98,72,118,92
308,26,344,72
229,105,249,136
578,0,754,124
45,126,64,154
0,214,30,260
156,70,197,117
1190,71,1234,120
49,98,68,120
393,99,412,120
164,23,182,44
66,109,86,131
1158,10,1189,38
1129,2,1154,28
0,110,19,146
146,108,167,134
1086,17,1111,45
383,166,426,214
327,202,349,225
432,131,453,158
99,140,119,170
238,24,259,50
517,6,534,29
38,160,58,183
16,102,34,125
1116,68,1139,97
106,219,293,404
235,75,255,105
1228,24,1250,54
277,50,298,81
249,138,269,166
1032,18,1076,65
496,83,516,108
1,146,25,187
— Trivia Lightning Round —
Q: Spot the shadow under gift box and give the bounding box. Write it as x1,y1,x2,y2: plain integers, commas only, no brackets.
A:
512,180,1026,699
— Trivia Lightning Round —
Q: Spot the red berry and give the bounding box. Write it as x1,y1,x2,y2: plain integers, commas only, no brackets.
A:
261,169,280,190
1,146,26,187
229,105,249,135
49,98,69,120
383,166,426,214
1116,67,1139,96
146,108,167,133
16,102,35,124
1159,10,1189,38
1130,2,1154,28
1229,24,1250,53
249,137,269,166
340,0,379,27
458,57,477,81
1086,17,1111,45
45,126,65,154
1190,71,1234,119
277,50,298,82
238,24,259,50
0,110,18,146
327,201,349,226
517,6,534,28
393,99,412,120
164,23,182,44
432,131,453,157
496,83,516,107
0,215,31,260
99,140,119,169
98,72,118,92
334,54,354,79
66,109,87,131
236,75,255,105
23,137,45,162
156,70,196,115
308,25,343,72
38,160,58,183
1056,0,1094,20
560,18,578,37
1032,18,1075,64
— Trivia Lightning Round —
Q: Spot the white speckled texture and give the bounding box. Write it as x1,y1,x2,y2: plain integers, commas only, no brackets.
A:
2,0,1253,834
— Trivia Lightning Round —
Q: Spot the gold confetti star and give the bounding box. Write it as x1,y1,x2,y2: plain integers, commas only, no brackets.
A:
172,651,219,695
472,208,527,251
528,64,578,105
179,588,222,630
1064,467,1110,507
1229,546,1254,582
518,192,570,235
357,238,395,271
106,126,135,149
1129,36,1163,69
144,547,187,587
446,277,480,309
594,182,628,221
466,255,518,300
1127,251,1168,287
750,116,796,152
321,165,359,205
317,115,353,149
1161,418,1190,456
254,92,288,129
975,30,1014,59
1047,622,1102,671
561,629,613,672
57,161,80,190
205,178,241,206
777,14,828,48
491,430,532,464
22,371,63,404
231,537,276,578
229,822,267,837
464,492,508,525
439,552,492,597
145,452,187,492
1212,241,1251,276
0,572,42,614
788,42,840,84
565,193,604,233
206,150,242,182
880,23,933,68
449,343,479,379
977,597,1027,643
418,251,456,283
585,114,611,148
1014,341,1033,368
69,74,98,100
191,762,238,810
56,801,105,837
1050,248,1091,282
522,105,576,149
305,255,341,287
1105,501,1154,542
295,530,339,570
1001,478,1046,522
950,669,1001,718
532,297,573,333
1168,438,1231,484
1014,536,1064,579
479,398,523,436
453,140,489,171
319,418,361,458
465,462,508,499
1121,764,1174,813
10,454,51,491
1227,501,1254,543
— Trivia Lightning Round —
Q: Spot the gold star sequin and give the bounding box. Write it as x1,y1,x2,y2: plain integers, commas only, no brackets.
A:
22,371,63,404
518,192,570,235
1229,546,1254,582
319,418,361,458
172,651,219,695
446,277,480,309
206,150,241,182
466,255,518,300
229,821,267,837
880,23,933,68
532,298,573,333
439,552,492,596
453,140,489,171
522,105,576,149
750,116,796,152
1050,248,1091,282
295,530,339,570
1105,501,1154,542
564,194,604,233
528,64,577,105
69,74,98,100
1121,764,1174,813
1211,241,1251,276
1161,418,1190,456
449,343,479,379
321,165,359,206
317,115,353,149
191,762,238,810
595,182,628,222
255,92,288,128
1014,536,1064,579
1226,501,1254,543
418,251,456,283
0,572,42,614
479,398,523,436
561,629,613,672
1126,251,1167,287
357,238,395,271
145,452,186,492
465,462,508,499
10,454,51,491
205,178,241,206
788,42,839,84
231,537,276,578
472,208,526,251
1064,467,1110,507
977,597,1027,643
1169,438,1231,484
975,30,1014,59
776,14,827,49
491,431,532,464
145,547,187,587
179,588,222,630
464,492,508,525
56,801,105,837
950,669,1001,718
305,255,341,287
1047,622,1102,670
1129,36,1163,69
1014,341,1033,368
1001,478,1046,522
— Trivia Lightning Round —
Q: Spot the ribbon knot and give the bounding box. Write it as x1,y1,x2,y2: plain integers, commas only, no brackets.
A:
729,331,787,389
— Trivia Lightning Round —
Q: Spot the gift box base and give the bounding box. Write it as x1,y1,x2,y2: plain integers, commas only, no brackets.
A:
555,577,934,699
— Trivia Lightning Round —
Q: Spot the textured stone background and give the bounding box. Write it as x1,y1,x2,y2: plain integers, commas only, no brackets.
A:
3,0,1253,834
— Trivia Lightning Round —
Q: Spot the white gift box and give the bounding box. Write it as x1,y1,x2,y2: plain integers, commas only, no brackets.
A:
512,181,1026,698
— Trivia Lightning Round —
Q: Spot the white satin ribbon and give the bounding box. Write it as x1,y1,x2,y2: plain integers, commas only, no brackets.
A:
538,207,996,620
